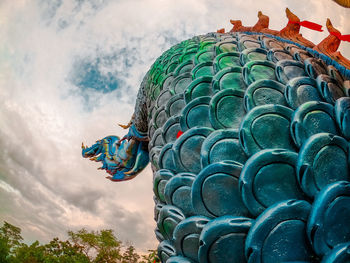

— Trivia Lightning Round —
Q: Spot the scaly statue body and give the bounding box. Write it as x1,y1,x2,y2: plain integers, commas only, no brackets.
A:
82,8,350,263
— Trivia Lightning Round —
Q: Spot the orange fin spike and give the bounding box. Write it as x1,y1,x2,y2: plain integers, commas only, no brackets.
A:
229,20,243,32
315,18,350,68
279,8,315,48
258,11,279,35
333,0,350,7
229,11,269,33
315,19,341,54
217,28,225,33
252,11,270,32
279,8,301,38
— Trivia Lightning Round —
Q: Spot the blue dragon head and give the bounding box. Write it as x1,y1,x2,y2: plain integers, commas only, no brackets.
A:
82,125,149,181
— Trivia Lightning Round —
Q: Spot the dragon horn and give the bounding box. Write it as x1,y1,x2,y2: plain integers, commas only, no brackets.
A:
81,142,85,149
118,123,131,129
118,114,135,129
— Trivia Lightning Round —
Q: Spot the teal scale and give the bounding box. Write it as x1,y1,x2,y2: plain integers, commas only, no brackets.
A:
82,31,350,263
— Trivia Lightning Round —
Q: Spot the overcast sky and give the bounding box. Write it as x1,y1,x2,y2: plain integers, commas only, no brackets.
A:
0,0,349,253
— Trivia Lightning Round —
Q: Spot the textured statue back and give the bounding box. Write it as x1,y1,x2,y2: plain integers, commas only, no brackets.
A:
82,8,350,263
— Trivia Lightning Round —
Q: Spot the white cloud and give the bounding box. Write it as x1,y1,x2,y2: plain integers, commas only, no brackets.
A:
0,180,21,196
0,0,349,253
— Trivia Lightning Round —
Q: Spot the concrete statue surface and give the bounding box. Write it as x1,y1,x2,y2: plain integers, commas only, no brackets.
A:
82,8,350,263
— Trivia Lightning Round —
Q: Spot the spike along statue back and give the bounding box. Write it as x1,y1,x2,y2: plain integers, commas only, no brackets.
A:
82,7,350,263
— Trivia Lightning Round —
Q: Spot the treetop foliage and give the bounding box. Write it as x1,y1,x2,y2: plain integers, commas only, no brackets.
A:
0,221,159,263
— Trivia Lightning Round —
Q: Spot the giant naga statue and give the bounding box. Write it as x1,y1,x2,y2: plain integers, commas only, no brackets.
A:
82,6,350,263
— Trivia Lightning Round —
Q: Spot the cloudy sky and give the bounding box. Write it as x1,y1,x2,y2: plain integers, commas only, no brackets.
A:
0,0,349,253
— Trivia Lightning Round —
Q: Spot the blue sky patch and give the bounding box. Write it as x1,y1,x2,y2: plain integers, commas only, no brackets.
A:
71,57,119,94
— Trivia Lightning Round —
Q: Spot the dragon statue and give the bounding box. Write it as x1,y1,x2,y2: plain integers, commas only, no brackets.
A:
82,7,350,263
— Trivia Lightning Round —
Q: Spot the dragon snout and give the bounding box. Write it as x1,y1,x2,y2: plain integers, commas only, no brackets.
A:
81,141,103,158
82,126,149,182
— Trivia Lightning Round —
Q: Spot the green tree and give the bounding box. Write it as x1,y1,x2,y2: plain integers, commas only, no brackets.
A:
11,238,89,263
0,221,158,263
0,234,11,262
0,221,23,262
68,228,122,262
0,222,23,247
0,222,91,262
43,237,90,263
140,250,159,263
11,241,45,263
121,245,139,263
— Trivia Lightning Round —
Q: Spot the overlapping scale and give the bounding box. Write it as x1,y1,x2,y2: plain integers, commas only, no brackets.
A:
215,40,238,54
191,161,249,218
286,45,312,62
238,37,261,51
170,73,192,95
157,205,186,241
245,200,315,263
261,36,284,50
191,62,214,79
165,93,185,118
162,116,181,144
209,88,245,129
266,48,293,63
212,67,245,92
297,133,350,197
276,59,307,84
158,143,176,171
321,242,350,263
240,48,267,65
198,216,252,263
172,127,213,174
184,77,213,103
180,97,212,131
307,181,350,257
305,58,328,79
154,169,174,203
173,60,194,76
285,76,323,109
144,32,350,262
335,97,350,139
243,79,287,110
317,74,348,103
164,173,196,217
166,256,196,263
200,129,247,167
173,216,210,261
239,104,296,156
240,149,306,216
243,60,276,85
291,101,338,148
213,52,241,72
158,240,177,263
